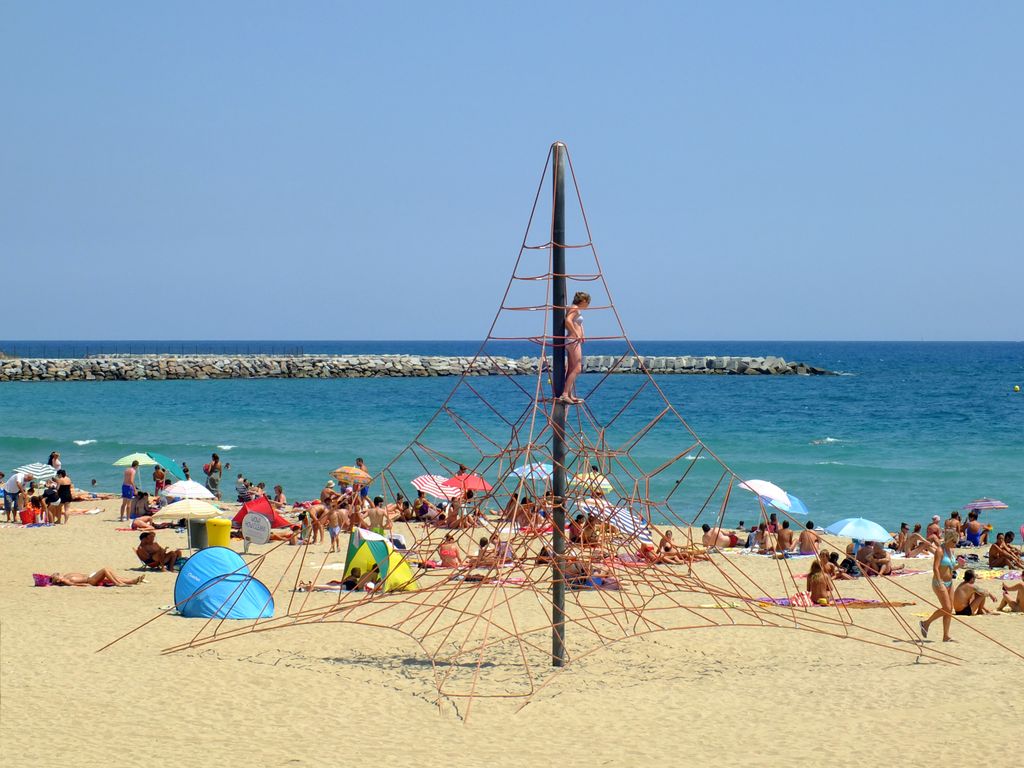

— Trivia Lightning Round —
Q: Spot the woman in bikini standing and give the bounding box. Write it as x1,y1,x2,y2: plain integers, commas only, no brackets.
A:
920,529,959,642
559,291,590,405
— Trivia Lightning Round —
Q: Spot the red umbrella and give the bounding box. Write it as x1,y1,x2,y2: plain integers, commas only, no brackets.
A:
442,472,492,492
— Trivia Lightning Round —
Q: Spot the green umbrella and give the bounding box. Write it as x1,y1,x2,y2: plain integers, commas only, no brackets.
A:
146,452,185,481
112,452,156,467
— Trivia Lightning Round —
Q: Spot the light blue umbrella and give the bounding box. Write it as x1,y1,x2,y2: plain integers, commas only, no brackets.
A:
825,517,891,542
512,463,553,481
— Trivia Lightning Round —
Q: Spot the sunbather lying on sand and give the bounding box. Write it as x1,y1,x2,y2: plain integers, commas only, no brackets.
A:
701,523,742,549
50,569,145,586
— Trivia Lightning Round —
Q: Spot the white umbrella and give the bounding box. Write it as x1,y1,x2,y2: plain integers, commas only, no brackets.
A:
152,498,223,520
738,478,810,516
161,480,214,499
13,463,57,482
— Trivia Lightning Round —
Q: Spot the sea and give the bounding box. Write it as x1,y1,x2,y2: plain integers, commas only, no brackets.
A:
1,340,1021,534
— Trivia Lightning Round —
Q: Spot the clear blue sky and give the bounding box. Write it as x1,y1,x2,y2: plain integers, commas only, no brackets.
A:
2,3,1021,341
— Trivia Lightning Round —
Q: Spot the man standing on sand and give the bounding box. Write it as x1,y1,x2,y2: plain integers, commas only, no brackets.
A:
4,471,33,521
119,461,138,522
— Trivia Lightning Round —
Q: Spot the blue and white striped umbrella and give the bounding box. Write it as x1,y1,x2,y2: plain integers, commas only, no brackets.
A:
582,503,653,544
13,462,57,482
512,463,553,481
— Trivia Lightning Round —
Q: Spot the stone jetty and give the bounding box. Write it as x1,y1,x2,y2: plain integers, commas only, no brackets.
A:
0,355,834,381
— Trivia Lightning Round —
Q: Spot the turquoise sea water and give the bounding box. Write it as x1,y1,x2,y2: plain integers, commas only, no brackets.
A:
1,341,1021,533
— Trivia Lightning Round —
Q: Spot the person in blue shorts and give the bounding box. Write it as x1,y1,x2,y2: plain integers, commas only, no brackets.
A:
119,460,138,522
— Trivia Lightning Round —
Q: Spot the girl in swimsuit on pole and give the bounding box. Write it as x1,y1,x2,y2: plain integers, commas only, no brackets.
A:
920,529,959,642
559,291,590,405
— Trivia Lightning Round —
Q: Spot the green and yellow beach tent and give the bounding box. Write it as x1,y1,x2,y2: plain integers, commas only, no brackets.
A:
342,528,419,592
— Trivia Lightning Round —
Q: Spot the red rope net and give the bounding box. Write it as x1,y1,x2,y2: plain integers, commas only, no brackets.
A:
117,144,1021,718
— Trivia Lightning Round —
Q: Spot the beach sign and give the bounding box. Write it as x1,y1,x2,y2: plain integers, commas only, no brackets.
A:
241,512,271,553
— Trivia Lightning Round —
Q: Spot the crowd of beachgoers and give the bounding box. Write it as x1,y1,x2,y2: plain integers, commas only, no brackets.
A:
5,448,1023,643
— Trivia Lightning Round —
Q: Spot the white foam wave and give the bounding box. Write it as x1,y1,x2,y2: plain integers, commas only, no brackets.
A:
684,454,707,461
810,437,843,445
73,439,97,446
216,445,236,451
815,461,845,465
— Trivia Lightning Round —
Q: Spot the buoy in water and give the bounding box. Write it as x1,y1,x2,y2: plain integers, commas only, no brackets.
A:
1015,385,1021,392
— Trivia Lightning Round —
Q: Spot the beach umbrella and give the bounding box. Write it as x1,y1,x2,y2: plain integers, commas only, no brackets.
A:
113,452,156,467
152,499,223,521
738,478,810,516
962,498,1008,512
13,462,57,482
582,502,653,544
161,480,214,499
570,472,613,493
442,472,492,493
146,451,185,481
825,517,891,542
512,463,553,481
410,474,461,500
331,465,372,486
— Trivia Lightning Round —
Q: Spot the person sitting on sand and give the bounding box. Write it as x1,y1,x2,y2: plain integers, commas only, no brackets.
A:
989,532,1023,568
50,569,145,587
775,520,797,554
656,530,700,565
797,521,819,555
535,545,554,565
903,523,931,558
806,560,832,605
438,534,462,567
136,531,183,572
827,551,854,581
867,541,903,576
891,523,909,552
952,570,996,616
996,583,1024,613
754,523,775,554
963,510,988,547
945,511,963,540
701,523,741,549
465,537,493,568
856,541,879,575
926,515,943,544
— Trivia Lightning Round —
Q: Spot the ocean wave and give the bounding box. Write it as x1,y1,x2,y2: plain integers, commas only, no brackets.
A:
810,437,843,445
73,439,97,446
217,445,237,451
815,460,845,465
683,454,707,461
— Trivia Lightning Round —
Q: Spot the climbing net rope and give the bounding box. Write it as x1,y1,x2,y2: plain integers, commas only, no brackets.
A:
113,143,1022,718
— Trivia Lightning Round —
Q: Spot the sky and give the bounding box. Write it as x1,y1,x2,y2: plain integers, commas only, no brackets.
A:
2,2,1022,341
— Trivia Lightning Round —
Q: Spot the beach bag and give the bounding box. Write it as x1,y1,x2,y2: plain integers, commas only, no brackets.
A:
790,590,813,608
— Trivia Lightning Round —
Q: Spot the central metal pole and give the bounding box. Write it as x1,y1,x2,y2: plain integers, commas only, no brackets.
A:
550,142,568,667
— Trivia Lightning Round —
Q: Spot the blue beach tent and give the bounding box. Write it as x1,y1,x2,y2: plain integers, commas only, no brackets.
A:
173,546,274,620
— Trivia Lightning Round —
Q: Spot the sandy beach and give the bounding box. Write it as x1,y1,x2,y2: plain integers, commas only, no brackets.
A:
2,498,1022,768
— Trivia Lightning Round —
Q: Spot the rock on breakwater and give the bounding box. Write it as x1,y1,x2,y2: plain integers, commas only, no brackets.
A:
0,355,835,381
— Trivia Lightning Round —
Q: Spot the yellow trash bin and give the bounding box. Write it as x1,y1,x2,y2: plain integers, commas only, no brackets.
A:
206,517,231,548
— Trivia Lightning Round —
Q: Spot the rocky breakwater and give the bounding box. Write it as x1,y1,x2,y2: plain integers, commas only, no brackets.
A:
0,355,834,381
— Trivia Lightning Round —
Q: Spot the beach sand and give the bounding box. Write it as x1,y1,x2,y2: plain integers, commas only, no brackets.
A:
2,499,1022,767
